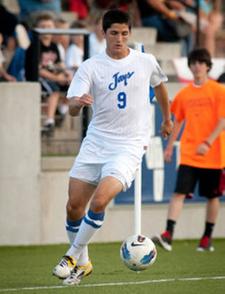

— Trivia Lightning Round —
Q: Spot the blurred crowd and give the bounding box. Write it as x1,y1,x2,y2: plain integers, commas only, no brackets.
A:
0,0,224,135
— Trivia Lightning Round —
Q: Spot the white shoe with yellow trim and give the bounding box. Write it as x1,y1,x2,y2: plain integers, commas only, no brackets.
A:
63,261,93,285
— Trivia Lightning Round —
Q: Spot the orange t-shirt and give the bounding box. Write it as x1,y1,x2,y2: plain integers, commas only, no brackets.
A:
171,80,225,168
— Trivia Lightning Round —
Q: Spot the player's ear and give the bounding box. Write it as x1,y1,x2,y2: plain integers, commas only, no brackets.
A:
102,29,106,38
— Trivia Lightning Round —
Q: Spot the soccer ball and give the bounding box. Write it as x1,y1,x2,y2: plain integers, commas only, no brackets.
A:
120,234,157,271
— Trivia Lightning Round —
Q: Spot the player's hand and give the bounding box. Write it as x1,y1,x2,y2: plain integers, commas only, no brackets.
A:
77,94,94,107
164,145,173,162
69,94,94,116
196,142,210,155
161,119,173,139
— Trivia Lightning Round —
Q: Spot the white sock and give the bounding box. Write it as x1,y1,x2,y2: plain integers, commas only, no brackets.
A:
66,219,89,265
66,210,105,260
58,104,69,114
45,118,54,125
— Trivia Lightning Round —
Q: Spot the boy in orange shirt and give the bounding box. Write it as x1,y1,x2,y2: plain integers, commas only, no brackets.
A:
153,48,225,251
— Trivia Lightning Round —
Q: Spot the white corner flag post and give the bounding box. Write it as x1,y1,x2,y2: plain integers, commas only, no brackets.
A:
134,42,144,235
134,165,142,235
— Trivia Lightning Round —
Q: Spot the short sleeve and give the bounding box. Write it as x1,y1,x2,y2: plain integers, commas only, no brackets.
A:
149,54,168,87
67,60,93,99
171,92,185,122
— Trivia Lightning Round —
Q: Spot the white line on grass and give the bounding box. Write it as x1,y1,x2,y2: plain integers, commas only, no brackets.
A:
0,275,225,292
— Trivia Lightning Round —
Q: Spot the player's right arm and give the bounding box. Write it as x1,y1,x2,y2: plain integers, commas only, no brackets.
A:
68,94,93,116
164,118,183,162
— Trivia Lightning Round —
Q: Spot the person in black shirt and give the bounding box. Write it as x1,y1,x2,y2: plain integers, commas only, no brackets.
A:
26,13,71,136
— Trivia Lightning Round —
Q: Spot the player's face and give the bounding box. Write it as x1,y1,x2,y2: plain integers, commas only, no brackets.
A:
189,60,209,82
38,20,55,44
104,23,130,59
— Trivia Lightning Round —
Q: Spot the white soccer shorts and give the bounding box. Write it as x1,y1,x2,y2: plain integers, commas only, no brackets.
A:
69,153,142,191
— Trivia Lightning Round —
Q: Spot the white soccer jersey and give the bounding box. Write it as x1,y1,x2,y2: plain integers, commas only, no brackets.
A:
67,48,167,163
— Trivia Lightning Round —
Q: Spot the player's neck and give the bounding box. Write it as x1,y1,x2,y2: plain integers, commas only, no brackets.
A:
106,47,130,60
193,76,208,86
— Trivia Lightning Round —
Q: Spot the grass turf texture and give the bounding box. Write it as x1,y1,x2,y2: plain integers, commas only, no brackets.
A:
0,239,225,294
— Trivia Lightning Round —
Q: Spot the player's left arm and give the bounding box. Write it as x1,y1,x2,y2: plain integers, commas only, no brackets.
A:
196,117,225,155
154,82,173,139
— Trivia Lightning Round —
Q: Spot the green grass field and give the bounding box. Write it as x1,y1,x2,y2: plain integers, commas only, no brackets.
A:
0,239,225,294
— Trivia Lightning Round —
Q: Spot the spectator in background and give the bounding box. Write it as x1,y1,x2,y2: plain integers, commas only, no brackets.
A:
53,17,74,125
1,34,17,73
171,0,223,56
199,0,223,56
18,0,61,27
0,4,18,41
88,10,106,57
153,48,225,252
0,33,16,81
65,20,86,73
7,24,31,81
25,13,71,136
0,3,18,69
90,0,141,26
68,0,89,20
0,3,31,81
137,0,194,55
53,18,71,63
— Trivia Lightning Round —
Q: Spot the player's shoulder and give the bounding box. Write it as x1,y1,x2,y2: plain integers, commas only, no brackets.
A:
77,53,102,75
173,83,192,101
208,79,225,92
177,83,192,94
131,48,157,63
80,51,105,68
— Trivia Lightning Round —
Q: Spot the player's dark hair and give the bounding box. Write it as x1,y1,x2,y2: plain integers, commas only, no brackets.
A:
34,12,55,27
188,48,212,71
102,9,131,33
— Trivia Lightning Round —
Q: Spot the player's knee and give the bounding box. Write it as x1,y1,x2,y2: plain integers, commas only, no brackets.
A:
66,200,83,217
90,197,108,213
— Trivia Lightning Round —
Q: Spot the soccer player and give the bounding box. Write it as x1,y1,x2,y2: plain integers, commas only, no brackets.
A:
53,9,173,285
153,48,225,252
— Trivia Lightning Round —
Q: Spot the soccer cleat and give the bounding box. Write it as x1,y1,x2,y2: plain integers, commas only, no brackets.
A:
185,193,193,199
152,231,172,252
53,255,77,279
197,236,215,252
63,261,93,285
41,123,55,137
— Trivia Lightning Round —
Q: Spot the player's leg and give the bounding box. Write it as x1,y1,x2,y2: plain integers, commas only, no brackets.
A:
206,197,220,224
63,155,139,285
152,165,197,251
63,176,123,285
197,169,221,251
41,79,61,136
152,192,185,252
67,154,140,261
66,177,97,263
53,177,96,279
167,193,186,220
65,218,93,282
66,176,123,259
